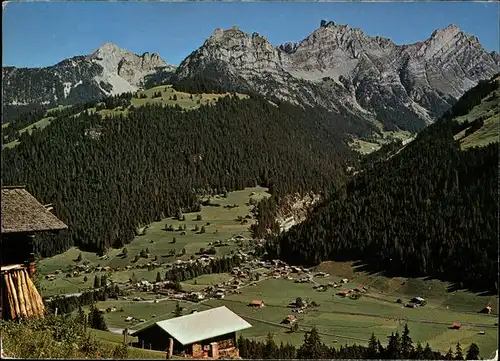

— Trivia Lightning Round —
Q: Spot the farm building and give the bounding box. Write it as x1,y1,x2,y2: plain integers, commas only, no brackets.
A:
1,186,68,320
131,306,251,358
281,315,297,324
451,322,462,330
480,305,492,314
411,297,425,304
354,285,366,293
338,290,351,297
249,300,265,308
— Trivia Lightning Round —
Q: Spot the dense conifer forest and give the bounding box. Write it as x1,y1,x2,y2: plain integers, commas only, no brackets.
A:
2,94,356,255
270,75,499,292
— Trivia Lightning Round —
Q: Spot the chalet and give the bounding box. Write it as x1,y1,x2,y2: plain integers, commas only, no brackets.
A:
214,291,225,299
281,315,297,324
451,322,461,330
354,285,366,293
131,306,251,359
1,186,68,320
405,303,417,308
338,290,351,296
314,272,330,278
248,300,265,308
411,297,425,304
480,305,492,314
341,278,349,284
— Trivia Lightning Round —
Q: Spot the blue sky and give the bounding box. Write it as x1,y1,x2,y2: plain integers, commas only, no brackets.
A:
3,1,499,68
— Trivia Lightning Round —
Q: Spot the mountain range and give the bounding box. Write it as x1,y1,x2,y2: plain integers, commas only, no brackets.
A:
3,21,498,135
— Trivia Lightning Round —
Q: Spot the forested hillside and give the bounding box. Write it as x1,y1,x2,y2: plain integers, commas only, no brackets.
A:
271,74,499,292
2,94,355,255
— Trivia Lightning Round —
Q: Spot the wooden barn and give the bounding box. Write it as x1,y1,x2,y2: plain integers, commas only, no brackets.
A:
1,186,68,320
131,306,252,359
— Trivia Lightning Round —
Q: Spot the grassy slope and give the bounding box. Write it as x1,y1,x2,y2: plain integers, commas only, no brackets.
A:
2,85,249,149
350,120,414,155
38,187,270,296
453,78,499,150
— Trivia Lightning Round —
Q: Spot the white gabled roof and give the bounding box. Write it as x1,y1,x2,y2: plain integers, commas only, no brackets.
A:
133,306,252,345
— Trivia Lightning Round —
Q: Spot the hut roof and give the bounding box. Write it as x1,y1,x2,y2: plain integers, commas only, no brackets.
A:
1,187,68,234
250,300,264,306
131,306,251,345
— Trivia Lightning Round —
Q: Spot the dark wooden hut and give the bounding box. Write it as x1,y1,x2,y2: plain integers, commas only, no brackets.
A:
1,186,68,320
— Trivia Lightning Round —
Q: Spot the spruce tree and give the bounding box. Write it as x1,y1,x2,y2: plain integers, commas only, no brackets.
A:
174,302,182,317
401,323,414,358
386,332,402,359
297,327,326,359
465,343,480,360
413,342,424,359
93,275,99,288
455,343,464,360
366,333,378,359
156,272,162,283
263,333,278,359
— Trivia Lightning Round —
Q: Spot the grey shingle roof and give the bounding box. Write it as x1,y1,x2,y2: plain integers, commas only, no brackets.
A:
132,306,251,345
1,187,68,233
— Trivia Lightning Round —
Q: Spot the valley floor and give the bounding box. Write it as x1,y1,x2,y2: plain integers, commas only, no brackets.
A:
35,187,498,358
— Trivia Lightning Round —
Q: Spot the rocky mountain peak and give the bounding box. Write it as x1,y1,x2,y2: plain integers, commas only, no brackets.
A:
91,42,128,59
279,42,299,54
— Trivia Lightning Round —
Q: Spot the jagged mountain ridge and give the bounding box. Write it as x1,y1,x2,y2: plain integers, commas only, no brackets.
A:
2,43,176,108
175,21,499,132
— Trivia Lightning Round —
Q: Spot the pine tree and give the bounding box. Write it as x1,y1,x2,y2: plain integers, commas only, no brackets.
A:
377,340,385,358
465,343,480,360
297,327,326,359
366,333,378,359
89,304,108,331
237,336,248,358
445,348,454,360
455,343,464,360
156,272,162,283
401,323,414,358
100,275,107,288
174,302,182,317
77,306,86,326
386,332,402,359
76,252,82,262
413,341,424,359
200,226,206,234
93,275,99,288
263,333,278,359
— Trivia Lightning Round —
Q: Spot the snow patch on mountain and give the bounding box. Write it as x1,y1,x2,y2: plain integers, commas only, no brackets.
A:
63,82,72,98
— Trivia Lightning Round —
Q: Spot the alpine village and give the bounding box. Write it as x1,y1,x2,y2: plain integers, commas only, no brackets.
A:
1,2,498,360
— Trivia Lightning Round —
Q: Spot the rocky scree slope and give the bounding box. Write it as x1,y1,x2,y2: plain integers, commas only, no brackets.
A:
175,21,499,133
2,43,176,108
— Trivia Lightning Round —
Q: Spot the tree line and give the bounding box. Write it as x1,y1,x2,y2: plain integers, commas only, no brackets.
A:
237,324,482,360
